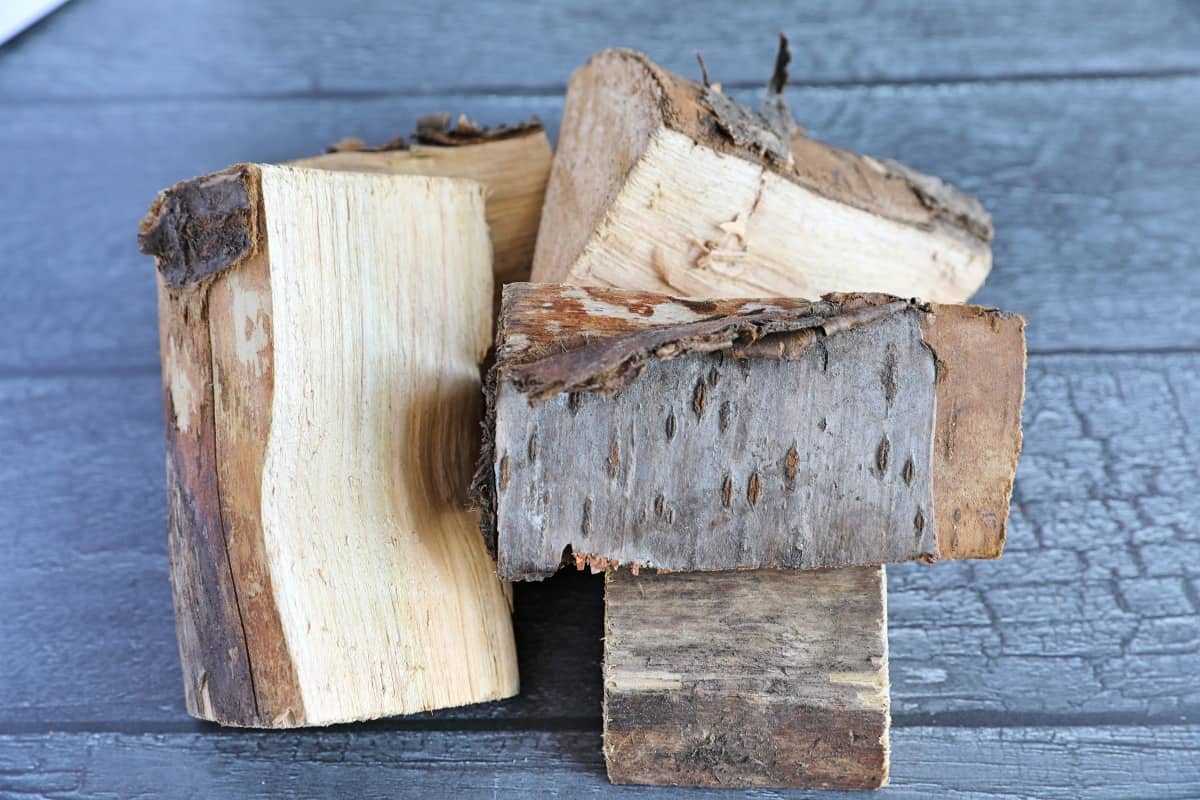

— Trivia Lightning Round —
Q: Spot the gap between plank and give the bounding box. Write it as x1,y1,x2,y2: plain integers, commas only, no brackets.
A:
1,66,1198,107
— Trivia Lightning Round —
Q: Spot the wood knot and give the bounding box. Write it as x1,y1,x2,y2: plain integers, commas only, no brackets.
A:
654,494,665,518
876,435,891,475
498,455,510,491
747,471,762,507
692,377,708,419
718,400,732,434
721,475,733,508
784,445,799,491
607,439,620,479
902,456,915,486
567,391,583,415
582,498,593,536
665,410,677,441
527,431,539,464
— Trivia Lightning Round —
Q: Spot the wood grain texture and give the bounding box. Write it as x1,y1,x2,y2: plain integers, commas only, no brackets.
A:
3,0,1200,99
531,48,992,304
0,727,1196,799
141,166,518,726
604,567,890,789
3,78,1198,372
525,51,997,785
483,285,1025,577
0,354,1196,725
290,121,552,286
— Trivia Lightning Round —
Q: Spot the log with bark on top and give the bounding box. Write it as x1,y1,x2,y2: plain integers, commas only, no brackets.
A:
138,164,518,727
476,283,1026,581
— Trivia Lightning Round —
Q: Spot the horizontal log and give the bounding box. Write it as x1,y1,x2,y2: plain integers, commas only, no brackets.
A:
480,285,1025,578
3,0,1199,99
4,78,1198,371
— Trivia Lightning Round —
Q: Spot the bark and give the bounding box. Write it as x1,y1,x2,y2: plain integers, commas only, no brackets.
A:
477,284,1025,579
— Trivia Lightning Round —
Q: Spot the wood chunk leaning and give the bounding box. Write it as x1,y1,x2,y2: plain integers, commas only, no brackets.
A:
292,114,552,287
138,164,518,727
531,48,993,304
477,284,1026,580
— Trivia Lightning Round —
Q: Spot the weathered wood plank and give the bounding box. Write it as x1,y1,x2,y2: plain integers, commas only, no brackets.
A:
3,77,1198,372
1,360,1195,725
604,567,890,789
2,0,1199,99
0,727,1197,799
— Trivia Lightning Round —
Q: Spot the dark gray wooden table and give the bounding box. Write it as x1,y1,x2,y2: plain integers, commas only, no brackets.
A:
2,2,1198,797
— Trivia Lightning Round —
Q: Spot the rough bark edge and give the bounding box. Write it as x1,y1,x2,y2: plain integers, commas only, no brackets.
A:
470,286,921,559
138,165,263,288
583,43,993,246
326,114,545,154
498,288,919,401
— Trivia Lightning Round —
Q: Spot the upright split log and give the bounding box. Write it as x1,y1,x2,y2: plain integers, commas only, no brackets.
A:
477,284,1026,580
530,42,1009,788
292,114,553,288
138,165,518,727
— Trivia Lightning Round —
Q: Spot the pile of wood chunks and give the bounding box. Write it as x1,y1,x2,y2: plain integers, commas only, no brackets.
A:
139,38,1025,789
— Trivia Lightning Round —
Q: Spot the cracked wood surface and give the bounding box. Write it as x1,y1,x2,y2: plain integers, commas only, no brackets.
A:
4,354,1195,726
5,78,1200,371
4,2,1200,794
482,285,1026,578
604,567,891,789
140,165,517,726
1,726,1198,799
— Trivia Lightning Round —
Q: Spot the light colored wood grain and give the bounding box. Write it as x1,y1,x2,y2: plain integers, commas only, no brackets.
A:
291,130,552,286
532,49,991,305
140,165,518,726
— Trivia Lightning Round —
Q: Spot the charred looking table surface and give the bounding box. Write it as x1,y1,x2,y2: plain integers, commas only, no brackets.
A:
2,2,1199,798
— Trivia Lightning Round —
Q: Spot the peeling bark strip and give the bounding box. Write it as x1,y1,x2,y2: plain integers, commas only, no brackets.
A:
477,283,1025,579
140,164,518,727
292,116,552,286
604,567,890,789
531,44,993,304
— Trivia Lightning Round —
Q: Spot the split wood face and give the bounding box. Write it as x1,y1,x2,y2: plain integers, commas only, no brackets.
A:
480,283,1025,582
141,164,518,727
